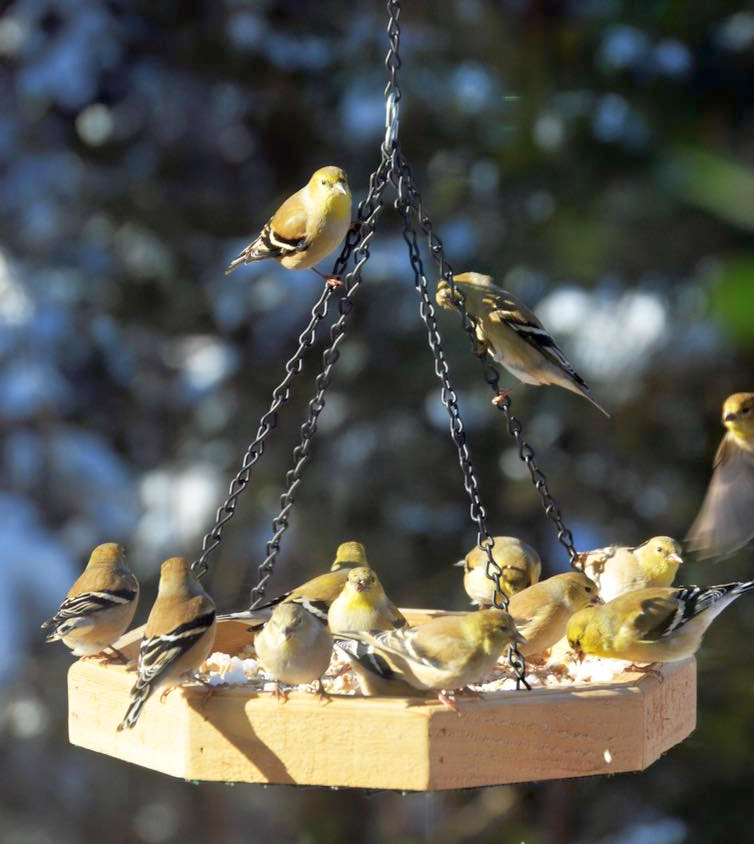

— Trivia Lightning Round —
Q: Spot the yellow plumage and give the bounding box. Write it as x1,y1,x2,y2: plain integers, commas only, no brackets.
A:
457,536,541,607
327,566,406,633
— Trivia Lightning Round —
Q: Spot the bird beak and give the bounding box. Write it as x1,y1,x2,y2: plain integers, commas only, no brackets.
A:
355,580,368,592
514,630,527,646
724,411,737,422
669,553,684,565
453,559,466,568
590,595,605,606
335,181,348,195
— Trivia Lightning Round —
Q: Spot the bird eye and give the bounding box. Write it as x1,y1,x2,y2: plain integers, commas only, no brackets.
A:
742,407,750,414
585,586,593,593
321,179,328,185
656,546,663,553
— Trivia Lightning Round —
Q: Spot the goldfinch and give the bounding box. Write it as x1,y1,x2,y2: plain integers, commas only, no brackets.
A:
327,566,406,633
456,537,542,607
337,609,525,707
333,639,423,697
686,392,754,560
508,572,602,658
436,272,609,416
118,557,216,730
219,540,369,624
575,536,684,602
225,166,352,284
42,543,138,662
255,602,333,699
567,580,754,664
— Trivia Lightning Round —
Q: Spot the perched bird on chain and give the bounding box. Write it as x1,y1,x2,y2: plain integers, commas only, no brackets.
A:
575,536,684,602
334,639,424,697
225,166,352,287
336,608,525,709
435,272,609,416
456,537,542,607
118,557,216,730
567,580,754,664
507,571,602,659
686,392,754,560
42,543,138,662
327,566,406,633
218,540,370,625
255,603,333,701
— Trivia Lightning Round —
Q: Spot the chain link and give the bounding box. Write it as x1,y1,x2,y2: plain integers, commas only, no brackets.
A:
393,154,530,689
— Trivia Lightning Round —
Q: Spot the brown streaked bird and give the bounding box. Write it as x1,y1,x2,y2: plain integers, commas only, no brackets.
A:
225,166,352,285
508,571,602,659
686,392,754,560
435,272,609,416
456,537,542,607
118,557,216,730
42,543,138,662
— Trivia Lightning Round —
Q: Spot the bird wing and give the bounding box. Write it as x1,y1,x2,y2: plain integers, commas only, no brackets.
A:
225,191,310,272
364,617,465,671
41,588,137,629
136,607,216,686
385,599,408,628
686,435,754,559
483,290,589,389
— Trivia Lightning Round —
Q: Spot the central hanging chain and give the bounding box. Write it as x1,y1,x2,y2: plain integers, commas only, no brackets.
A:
193,0,579,693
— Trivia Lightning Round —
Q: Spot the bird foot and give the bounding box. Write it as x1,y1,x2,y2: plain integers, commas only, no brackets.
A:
106,646,131,664
193,675,216,707
272,683,289,703
626,663,664,683
160,686,178,703
315,680,331,704
455,686,483,699
325,276,343,289
437,691,461,714
491,388,514,406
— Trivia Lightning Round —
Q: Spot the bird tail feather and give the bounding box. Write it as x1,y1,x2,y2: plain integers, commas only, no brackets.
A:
117,681,153,731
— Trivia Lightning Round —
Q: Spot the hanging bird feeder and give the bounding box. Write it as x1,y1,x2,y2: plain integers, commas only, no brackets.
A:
67,0,696,790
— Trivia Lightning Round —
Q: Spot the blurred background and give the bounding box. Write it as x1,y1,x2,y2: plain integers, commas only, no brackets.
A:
2,0,754,841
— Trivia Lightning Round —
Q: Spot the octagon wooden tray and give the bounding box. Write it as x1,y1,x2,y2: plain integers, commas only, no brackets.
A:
67,610,697,791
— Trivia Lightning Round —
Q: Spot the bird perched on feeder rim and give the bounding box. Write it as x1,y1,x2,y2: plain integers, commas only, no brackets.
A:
567,580,754,665
334,639,425,698
218,540,370,625
575,537,685,602
686,392,754,560
336,608,525,710
327,566,406,633
225,166,352,288
507,571,602,659
41,542,138,662
118,557,216,731
456,537,542,607
435,272,609,416
255,602,333,701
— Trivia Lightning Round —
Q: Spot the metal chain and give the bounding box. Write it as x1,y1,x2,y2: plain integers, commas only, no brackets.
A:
249,158,390,607
190,172,386,580
399,156,579,570
393,154,529,688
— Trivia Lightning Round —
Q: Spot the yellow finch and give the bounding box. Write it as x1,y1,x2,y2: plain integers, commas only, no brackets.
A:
456,537,542,607
42,543,138,661
218,539,368,624
575,536,684,601
255,603,333,699
686,392,754,560
508,572,602,658
118,557,216,730
567,580,754,664
436,272,609,416
327,566,406,633
225,166,352,284
333,639,423,697
337,609,524,707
